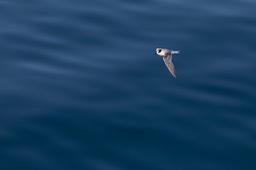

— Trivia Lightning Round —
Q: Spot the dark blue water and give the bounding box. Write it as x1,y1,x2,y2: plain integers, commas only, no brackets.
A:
1,0,256,169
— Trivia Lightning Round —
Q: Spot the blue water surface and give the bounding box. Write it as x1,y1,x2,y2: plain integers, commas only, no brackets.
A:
0,0,256,169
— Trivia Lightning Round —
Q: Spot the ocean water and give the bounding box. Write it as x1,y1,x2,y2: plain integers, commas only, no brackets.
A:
0,0,256,169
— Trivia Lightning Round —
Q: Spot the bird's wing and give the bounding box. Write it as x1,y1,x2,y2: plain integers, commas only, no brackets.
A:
163,55,176,78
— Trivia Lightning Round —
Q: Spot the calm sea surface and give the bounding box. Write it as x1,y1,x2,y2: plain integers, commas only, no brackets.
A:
1,0,256,169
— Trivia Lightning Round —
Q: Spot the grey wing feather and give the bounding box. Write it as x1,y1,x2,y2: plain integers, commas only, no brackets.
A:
163,55,176,78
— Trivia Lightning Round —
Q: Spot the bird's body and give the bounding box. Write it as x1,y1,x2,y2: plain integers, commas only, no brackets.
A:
156,48,180,78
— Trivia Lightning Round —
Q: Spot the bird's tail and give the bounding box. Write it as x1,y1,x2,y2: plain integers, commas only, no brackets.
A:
171,50,180,54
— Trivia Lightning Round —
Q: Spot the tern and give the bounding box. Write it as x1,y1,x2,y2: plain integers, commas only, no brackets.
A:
156,48,180,78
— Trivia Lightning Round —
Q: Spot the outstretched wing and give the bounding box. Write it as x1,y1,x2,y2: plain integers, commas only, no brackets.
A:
163,55,176,78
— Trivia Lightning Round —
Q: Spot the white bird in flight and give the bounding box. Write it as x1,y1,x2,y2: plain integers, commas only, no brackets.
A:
156,48,180,78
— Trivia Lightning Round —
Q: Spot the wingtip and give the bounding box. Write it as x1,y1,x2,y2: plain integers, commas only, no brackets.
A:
171,50,180,54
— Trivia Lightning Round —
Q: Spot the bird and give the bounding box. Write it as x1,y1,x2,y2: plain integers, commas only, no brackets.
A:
156,48,180,78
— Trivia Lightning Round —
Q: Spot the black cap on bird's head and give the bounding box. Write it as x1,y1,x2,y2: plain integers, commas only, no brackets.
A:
156,48,168,57
156,48,163,56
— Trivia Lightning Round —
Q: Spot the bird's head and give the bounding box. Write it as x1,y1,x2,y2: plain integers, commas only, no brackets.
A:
156,48,167,57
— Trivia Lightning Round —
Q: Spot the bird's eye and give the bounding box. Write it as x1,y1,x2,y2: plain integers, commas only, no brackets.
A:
158,49,162,53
